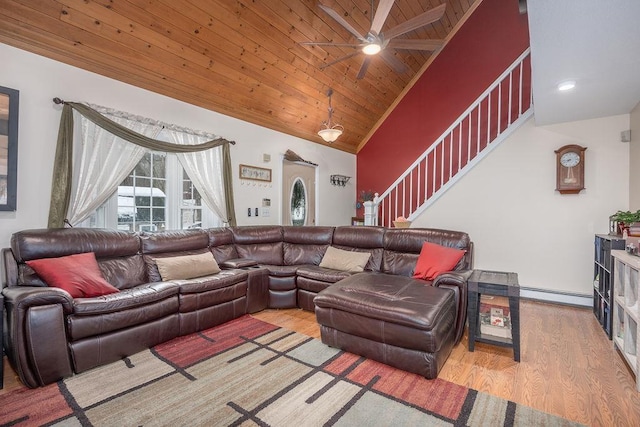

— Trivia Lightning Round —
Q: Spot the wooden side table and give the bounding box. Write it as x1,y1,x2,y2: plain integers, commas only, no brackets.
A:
468,269,521,362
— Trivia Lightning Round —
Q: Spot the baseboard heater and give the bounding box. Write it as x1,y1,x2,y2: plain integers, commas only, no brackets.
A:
519,286,592,307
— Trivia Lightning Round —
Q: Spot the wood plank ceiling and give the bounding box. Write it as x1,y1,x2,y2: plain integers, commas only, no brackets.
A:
0,0,477,153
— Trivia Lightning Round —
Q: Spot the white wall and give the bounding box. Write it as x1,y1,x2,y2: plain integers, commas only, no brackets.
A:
413,114,630,295
629,101,640,209
0,43,356,251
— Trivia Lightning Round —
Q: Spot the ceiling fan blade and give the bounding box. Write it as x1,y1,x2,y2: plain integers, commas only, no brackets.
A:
356,57,372,80
380,50,409,74
387,39,444,51
370,0,395,35
319,3,366,42
301,41,363,48
319,51,362,69
383,3,446,40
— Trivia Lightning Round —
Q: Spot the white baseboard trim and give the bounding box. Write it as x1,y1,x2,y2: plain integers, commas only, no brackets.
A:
519,286,592,307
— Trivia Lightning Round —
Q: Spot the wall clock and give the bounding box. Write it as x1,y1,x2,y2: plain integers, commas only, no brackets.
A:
555,144,586,194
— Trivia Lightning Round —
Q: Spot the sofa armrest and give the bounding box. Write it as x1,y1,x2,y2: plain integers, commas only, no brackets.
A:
2,247,18,288
433,270,473,289
220,258,258,269
3,286,74,312
433,270,472,345
2,286,74,388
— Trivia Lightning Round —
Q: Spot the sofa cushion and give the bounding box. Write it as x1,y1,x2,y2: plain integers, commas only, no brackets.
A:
231,226,284,265
11,228,141,288
173,270,248,314
72,282,179,315
68,282,180,341
283,226,334,265
219,258,258,268
319,246,371,273
208,228,239,263
98,255,147,290
26,252,120,298
314,272,456,352
333,246,383,272
413,242,466,281
140,229,209,254
382,228,471,276
155,252,221,281
296,265,352,283
11,228,140,262
172,269,248,295
264,265,299,277
143,249,211,282
235,242,284,265
283,243,329,266
333,226,384,271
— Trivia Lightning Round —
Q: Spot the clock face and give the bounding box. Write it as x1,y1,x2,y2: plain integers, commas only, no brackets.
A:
560,151,580,167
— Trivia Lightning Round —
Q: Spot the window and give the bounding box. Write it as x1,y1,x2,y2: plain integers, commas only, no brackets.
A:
117,152,167,232
181,169,204,229
84,150,221,231
290,178,307,226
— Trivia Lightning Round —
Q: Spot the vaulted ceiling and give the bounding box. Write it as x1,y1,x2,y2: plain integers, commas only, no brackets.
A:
0,0,478,153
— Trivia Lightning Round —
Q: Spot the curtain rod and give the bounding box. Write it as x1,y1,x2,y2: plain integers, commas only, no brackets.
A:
53,97,236,144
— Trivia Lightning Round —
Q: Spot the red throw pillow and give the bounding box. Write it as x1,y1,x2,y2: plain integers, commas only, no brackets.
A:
26,252,119,298
412,241,466,281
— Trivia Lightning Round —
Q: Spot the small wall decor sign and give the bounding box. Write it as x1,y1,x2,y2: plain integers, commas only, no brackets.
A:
239,164,272,182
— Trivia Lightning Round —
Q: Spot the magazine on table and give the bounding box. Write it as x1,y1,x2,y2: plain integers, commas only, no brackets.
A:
479,297,512,339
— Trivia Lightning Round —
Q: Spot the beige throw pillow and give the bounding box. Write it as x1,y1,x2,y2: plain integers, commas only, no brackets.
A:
155,252,221,281
319,246,371,273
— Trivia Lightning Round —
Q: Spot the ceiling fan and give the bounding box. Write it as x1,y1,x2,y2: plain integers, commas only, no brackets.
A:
302,0,447,79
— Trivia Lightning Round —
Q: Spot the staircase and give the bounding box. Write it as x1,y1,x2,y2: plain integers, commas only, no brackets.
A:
373,49,533,227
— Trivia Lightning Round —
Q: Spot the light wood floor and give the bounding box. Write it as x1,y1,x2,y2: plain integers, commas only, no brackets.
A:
253,300,640,426
2,300,640,425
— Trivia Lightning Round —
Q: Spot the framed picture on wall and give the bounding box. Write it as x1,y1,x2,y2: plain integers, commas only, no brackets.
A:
239,164,272,182
0,85,19,211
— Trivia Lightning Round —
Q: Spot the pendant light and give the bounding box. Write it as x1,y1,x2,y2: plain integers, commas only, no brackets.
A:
318,89,343,143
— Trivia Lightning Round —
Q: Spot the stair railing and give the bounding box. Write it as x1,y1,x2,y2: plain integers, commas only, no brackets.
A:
373,48,533,227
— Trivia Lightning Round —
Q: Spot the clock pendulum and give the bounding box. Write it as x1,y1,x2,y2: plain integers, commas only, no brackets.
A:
565,166,576,184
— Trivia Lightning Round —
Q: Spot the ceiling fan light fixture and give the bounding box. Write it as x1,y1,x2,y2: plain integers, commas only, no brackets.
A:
362,42,382,55
318,89,343,143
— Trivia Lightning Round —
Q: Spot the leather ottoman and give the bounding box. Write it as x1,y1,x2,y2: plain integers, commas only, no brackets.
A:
314,272,457,379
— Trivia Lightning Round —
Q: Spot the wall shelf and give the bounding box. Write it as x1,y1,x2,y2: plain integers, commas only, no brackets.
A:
330,174,351,186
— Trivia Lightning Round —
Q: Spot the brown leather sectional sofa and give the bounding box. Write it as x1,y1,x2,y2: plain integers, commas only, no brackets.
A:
1,225,473,388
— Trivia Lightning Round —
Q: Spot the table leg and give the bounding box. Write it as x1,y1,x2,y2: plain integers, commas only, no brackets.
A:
509,295,520,362
468,291,479,351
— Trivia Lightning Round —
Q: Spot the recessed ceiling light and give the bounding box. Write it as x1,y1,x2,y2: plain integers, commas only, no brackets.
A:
557,80,576,91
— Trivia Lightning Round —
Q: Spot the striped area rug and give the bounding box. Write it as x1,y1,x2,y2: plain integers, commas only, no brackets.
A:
0,315,581,426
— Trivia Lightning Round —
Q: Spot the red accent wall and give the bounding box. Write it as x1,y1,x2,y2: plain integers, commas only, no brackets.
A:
357,0,530,199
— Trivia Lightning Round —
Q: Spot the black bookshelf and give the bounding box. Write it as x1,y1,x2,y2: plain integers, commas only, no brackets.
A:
593,234,625,339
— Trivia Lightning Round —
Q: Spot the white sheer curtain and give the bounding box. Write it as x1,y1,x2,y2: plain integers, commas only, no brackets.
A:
165,130,229,224
67,111,162,225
